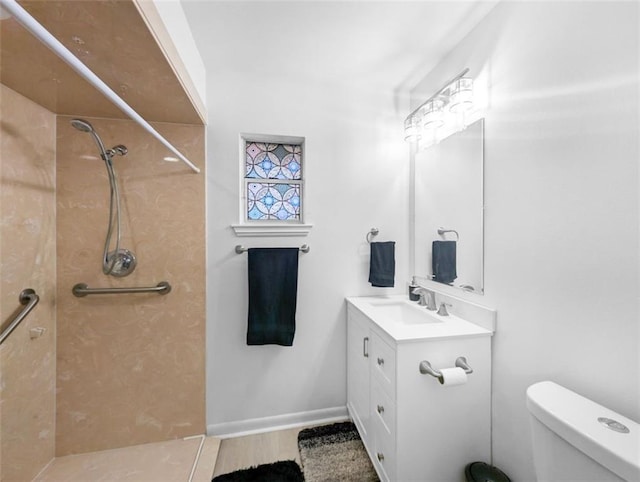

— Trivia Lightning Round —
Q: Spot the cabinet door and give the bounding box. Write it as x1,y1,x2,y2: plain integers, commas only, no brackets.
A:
347,309,371,439
395,337,491,481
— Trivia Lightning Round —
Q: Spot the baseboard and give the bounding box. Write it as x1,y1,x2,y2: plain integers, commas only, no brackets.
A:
207,406,349,439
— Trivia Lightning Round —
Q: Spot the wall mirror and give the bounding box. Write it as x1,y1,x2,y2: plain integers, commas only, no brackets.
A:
413,118,484,294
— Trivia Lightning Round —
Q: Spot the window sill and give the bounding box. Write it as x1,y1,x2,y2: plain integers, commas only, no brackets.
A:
231,223,313,237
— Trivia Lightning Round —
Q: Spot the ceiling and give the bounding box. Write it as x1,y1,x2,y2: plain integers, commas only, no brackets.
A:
182,0,498,93
0,1,498,124
0,0,202,124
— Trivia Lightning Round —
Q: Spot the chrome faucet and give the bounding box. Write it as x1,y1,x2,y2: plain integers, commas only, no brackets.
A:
412,287,437,311
437,302,452,316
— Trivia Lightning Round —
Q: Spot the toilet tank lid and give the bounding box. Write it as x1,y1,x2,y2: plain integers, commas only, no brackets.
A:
526,381,640,482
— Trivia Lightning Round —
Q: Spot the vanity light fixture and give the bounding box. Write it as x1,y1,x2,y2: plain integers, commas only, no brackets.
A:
404,68,474,143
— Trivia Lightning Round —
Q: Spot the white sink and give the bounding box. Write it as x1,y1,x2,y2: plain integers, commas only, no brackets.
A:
347,296,494,342
365,299,441,325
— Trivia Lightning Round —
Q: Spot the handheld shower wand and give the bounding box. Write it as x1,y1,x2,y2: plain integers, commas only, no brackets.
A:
70,119,136,277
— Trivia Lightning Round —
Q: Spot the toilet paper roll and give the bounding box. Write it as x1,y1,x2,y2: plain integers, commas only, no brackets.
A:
438,367,468,386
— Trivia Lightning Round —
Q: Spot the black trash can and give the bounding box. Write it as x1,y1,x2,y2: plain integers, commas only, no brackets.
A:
465,462,511,482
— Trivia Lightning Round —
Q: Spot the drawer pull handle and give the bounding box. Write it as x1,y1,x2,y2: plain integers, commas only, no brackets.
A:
363,337,369,358
377,357,384,366
377,404,384,414
377,452,385,462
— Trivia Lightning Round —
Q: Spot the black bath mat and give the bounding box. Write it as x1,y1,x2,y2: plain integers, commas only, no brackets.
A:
298,421,378,482
212,460,304,482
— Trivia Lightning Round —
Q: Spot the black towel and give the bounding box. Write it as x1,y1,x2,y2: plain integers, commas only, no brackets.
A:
247,248,299,346
368,241,395,287
432,240,457,284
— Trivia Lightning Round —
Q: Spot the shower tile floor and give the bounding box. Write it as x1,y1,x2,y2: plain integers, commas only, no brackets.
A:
34,436,220,482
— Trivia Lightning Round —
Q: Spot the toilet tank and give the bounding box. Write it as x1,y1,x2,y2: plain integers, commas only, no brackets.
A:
526,381,639,482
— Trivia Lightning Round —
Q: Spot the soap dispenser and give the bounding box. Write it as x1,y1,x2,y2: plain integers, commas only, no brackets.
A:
409,276,420,301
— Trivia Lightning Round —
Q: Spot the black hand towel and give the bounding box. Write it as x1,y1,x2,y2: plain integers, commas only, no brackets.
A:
247,248,299,346
432,240,457,284
368,241,395,287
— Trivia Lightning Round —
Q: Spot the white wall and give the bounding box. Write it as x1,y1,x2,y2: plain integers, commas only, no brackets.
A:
204,71,409,431
411,2,639,479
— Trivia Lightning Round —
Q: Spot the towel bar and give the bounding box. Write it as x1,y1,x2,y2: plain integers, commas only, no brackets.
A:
235,244,310,254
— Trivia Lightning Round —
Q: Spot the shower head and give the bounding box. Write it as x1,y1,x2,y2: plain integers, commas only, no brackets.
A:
70,118,109,160
70,118,94,133
70,119,127,160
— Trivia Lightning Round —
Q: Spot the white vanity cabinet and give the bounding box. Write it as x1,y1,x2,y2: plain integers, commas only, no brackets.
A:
347,299,492,482
347,308,372,439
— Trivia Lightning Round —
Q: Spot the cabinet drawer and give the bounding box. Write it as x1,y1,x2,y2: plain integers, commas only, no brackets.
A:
372,415,396,481
371,333,396,396
372,381,396,436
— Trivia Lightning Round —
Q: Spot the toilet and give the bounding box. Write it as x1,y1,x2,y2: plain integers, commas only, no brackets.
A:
526,381,640,482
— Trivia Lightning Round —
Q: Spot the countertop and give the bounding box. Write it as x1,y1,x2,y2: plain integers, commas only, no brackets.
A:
346,295,493,342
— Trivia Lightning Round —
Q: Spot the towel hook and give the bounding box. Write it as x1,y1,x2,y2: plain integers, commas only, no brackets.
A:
366,228,379,244
437,227,459,241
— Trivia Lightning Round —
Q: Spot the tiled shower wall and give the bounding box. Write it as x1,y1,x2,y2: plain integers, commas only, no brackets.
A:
55,117,206,455
1,91,206,475
0,85,57,481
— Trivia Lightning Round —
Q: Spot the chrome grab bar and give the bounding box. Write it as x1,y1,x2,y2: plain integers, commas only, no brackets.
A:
419,356,473,383
72,281,171,297
0,289,40,345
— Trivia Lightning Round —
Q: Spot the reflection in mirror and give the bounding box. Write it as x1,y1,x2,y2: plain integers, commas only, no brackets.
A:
414,118,484,294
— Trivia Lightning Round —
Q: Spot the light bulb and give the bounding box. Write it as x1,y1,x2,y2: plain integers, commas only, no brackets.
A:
449,78,474,113
404,116,422,142
422,99,445,129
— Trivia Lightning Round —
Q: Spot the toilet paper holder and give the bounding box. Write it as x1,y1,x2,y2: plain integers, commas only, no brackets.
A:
419,356,473,382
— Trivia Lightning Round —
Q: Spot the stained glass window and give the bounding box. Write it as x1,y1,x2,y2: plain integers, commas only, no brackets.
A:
244,141,303,221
